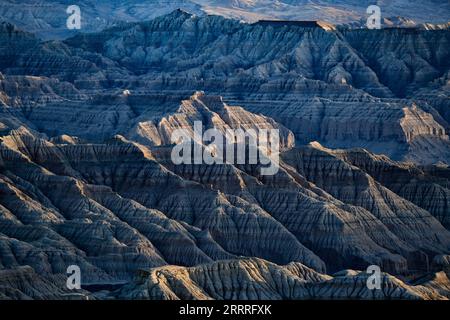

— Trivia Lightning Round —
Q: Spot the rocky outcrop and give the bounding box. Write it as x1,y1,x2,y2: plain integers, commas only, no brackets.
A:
1,89,450,298
1,1,448,40
19,11,450,164
117,258,446,300
432,255,450,273
117,258,322,300
282,143,450,265
1,11,450,300
4,121,450,277
127,91,295,149
0,126,326,277
1,11,447,164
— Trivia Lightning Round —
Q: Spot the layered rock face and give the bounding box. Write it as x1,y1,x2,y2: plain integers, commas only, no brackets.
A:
0,266,90,300
117,258,448,300
0,1,448,39
283,143,450,261
1,10,447,165
0,10,450,300
313,146,450,231
127,91,295,149
1,101,450,299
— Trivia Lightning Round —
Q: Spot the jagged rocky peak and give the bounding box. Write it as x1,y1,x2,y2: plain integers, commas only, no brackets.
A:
401,103,448,143
0,266,85,300
50,135,83,145
128,91,295,150
432,255,450,272
117,257,447,300
289,142,450,232
0,1,205,40
341,16,450,30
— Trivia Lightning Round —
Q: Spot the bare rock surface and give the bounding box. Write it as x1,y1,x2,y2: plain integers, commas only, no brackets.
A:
0,11,450,300
1,11,448,164
117,258,446,300
0,1,448,40
0,266,87,300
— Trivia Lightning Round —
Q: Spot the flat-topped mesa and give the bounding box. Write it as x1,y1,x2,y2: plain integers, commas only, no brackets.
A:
253,20,336,31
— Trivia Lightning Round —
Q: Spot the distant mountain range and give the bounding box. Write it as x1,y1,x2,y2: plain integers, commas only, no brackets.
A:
0,0,449,39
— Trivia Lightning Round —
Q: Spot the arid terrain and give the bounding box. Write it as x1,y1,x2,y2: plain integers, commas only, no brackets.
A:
0,2,450,300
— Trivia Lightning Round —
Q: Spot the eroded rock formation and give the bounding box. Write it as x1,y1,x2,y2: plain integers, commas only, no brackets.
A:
0,11,449,300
